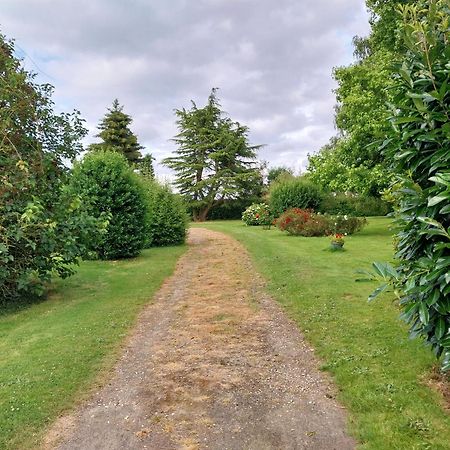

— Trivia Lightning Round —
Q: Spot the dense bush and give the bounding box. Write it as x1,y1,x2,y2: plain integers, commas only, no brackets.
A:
69,151,148,259
207,198,259,220
276,208,366,237
0,34,101,302
319,193,391,216
242,203,272,226
269,177,323,217
143,181,187,247
369,2,450,371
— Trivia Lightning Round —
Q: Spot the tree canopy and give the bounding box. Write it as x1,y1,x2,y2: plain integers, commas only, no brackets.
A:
307,0,416,196
163,89,262,221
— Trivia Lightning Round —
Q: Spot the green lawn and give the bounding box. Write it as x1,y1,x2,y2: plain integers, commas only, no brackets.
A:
0,245,186,450
193,218,450,450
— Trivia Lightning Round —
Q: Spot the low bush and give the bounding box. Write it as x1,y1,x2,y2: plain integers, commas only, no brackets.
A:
69,151,148,259
242,203,272,226
319,193,390,216
143,181,187,247
269,177,323,217
276,208,366,237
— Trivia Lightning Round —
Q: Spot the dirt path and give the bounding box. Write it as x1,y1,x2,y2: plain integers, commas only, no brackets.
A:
45,228,355,450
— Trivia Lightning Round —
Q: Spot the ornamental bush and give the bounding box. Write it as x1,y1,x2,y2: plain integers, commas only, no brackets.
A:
142,180,187,247
69,151,148,259
242,203,272,226
276,208,366,237
269,177,323,217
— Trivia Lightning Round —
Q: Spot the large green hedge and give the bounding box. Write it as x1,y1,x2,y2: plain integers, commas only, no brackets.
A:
69,151,148,259
269,177,323,217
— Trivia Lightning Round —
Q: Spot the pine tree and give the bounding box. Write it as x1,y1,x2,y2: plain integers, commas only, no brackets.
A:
163,89,261,221
137,154,155,179
90,99,143,164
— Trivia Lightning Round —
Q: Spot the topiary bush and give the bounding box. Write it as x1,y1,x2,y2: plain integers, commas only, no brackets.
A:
242,203,272,226
142,181,187,247
269,177,323,217
69,151,148,259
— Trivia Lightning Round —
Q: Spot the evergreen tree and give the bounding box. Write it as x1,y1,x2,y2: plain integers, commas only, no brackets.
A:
137,153,155,179
163,89,262,221
90,99,143,164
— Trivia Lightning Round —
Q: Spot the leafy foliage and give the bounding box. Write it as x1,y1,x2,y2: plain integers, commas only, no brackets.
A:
319,193,391,216
163,89,262,221
89,99,143,164
269,177,323,217
69,151,148,259
142,180,187,247
267,166,294,185
369,1,450,370
307,138,392,196
241,203,272,226
0,34,100,302
307,1,417,196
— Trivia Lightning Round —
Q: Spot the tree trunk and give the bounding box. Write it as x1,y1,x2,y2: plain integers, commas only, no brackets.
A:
194,206,211,222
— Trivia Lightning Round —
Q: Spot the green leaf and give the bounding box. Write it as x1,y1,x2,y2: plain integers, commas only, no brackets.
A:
368,283,388,302
428,195,447,207
419,303,430,325
435,317,446,340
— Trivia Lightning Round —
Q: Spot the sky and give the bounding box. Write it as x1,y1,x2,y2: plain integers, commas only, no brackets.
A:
2,0,370,177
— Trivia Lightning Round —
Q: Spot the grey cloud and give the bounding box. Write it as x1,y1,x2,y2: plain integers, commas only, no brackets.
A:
2,0,369,175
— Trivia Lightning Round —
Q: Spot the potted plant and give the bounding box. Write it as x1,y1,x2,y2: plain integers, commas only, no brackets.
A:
330,233,345,250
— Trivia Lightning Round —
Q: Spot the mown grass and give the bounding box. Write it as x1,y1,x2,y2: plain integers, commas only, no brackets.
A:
194,218,450,450
0,245,186,449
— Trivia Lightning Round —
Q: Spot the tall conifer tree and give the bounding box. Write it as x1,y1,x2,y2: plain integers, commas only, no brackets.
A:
90,99,143,164
163,89,261,221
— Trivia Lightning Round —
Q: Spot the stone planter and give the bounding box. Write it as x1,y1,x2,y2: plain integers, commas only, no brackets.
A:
330,241,344,250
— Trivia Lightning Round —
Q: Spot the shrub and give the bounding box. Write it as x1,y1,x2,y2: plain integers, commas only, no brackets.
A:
208,197,259,220
242,203,272,226
269,177,323,217
330,215,367,235
276,208,366,237
69,151,148,259
143,181,187,247
319,193,391,216
369,1,450,371
0,34,101,302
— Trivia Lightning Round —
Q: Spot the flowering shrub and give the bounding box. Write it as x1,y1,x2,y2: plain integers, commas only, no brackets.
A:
242,203,272,226
276,209,366,237
276,209,330,236
331,215,367,235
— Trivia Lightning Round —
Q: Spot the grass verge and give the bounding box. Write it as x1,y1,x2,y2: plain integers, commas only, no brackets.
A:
0,245,186,449
193,218,450,450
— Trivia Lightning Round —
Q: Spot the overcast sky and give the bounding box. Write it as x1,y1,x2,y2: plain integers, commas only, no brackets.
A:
2,0,369,176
